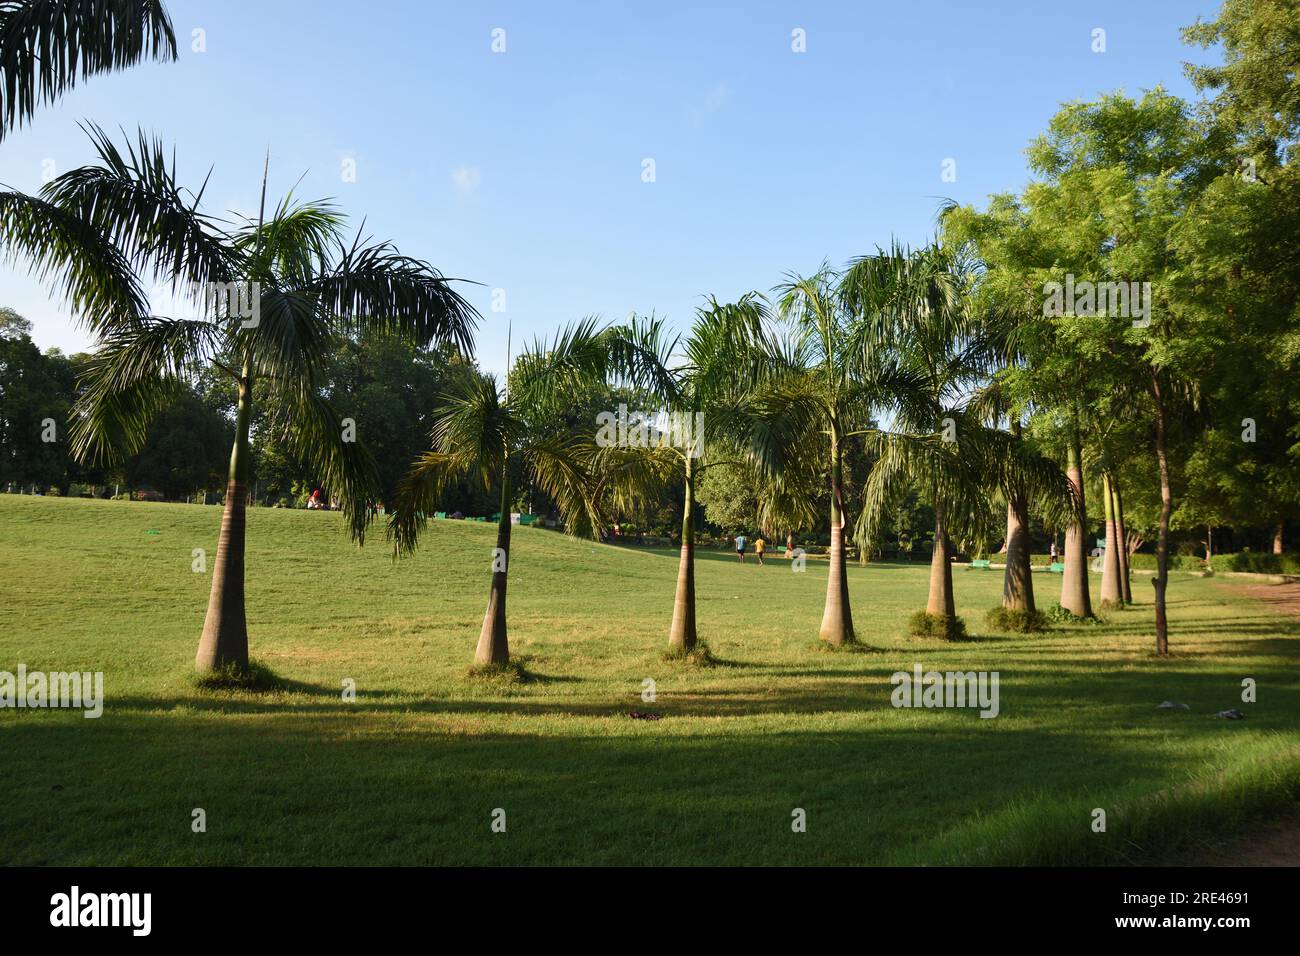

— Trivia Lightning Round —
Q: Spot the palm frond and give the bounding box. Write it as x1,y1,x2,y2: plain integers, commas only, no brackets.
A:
387,450,466,556
307,230,478,354
589,441,678,519
604,311,681,403
261,380,381,543
0,187,146,325
523,432,603,539
510,316,613,416
45,123,236,294
0,0,176,141
68,315,218,463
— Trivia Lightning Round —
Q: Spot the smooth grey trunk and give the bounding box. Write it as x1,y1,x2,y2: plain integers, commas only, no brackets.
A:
196,372,253,671
667,454,697,653
1274,521,1285,555
1100,471,1123,607
1152,374,1171,656
818,426,855,644
926,505,956,618
1114,480,1133,604
1060,434,1093,618
474,466,512,665
1002,493,1035,612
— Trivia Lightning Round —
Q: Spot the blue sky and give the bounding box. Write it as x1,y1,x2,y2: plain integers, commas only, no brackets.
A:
2,0,1220,374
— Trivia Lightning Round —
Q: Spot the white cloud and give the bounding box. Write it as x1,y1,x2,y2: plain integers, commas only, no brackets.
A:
689,84,730,127
451,165,482,195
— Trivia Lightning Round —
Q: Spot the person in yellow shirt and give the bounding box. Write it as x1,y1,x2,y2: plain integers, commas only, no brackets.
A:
754,535,766,565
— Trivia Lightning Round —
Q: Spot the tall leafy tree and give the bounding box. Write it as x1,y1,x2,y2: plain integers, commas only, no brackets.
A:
857,245,1073,634
390,320,630,667
755,251,948,645
600,297,780,655
29,128,477,673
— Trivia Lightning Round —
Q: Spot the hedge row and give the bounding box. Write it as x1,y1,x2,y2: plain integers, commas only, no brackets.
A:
1022,551,1300,574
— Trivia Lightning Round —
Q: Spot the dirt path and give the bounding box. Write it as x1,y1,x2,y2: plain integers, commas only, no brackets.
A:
1225,580,1300,617
1184,807,1300,866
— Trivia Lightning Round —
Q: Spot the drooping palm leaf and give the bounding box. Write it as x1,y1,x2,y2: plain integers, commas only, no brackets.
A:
68,314,221,462
0,187,146,322
45,123,237,296
0,0,176,141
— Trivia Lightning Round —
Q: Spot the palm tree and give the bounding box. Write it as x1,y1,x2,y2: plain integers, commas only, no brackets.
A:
35,128,476,673
0,3,177,332
600,296,776,655
389,319,629,667
0,0,176,142
762,249,960,644
856,245,1074,635
964,314,1074,617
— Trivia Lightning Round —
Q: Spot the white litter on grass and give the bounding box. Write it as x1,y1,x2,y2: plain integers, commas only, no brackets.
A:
1156,700,1190,710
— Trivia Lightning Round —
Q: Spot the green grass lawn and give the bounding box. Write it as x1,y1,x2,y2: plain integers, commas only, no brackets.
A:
1,494,1297,865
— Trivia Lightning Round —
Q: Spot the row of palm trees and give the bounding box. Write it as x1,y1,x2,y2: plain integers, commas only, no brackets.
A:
385,245,1084,668
4,124,1090,673
0,0,1092,674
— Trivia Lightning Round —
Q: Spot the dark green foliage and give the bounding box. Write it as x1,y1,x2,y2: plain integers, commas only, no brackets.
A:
908,610,968,641
985,606,1048,633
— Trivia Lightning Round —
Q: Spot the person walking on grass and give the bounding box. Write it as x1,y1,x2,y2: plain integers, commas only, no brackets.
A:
1050,539,1058,565
755,534,766,565
735,531,747,563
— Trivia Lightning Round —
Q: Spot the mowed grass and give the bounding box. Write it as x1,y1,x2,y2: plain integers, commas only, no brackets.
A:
1,495,1297,866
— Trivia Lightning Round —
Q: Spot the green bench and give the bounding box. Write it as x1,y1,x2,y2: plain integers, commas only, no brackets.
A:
1048,562,1065,573
967,559,991,570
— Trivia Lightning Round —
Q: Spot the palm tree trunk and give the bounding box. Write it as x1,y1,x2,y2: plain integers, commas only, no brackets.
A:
819,426,855,644
927,504,956,617
1113,479,1133,604
475,467,512,665
1274,521,1285,555
1061,433,1093,618
1100,471,1123,607
1152,373,1172,656
1002,490,1035,612
667,454,697,653
195,372,253,672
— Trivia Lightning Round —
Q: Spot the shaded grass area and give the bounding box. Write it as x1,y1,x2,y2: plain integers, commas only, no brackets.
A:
1,496,1297,865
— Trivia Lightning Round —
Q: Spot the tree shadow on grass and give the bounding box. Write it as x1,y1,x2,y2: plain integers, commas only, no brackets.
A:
5,712,1290,866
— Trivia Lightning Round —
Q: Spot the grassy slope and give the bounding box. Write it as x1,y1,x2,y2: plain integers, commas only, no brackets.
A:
1,495,1297,866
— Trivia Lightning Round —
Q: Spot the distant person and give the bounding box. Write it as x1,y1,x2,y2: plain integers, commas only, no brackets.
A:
1050,540,1058,564
307,488,324,510
755,535,766,565
734,532,747,563
787,531,795,556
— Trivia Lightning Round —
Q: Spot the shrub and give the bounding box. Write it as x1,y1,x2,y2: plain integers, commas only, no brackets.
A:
1044,603,1105,625
465,660,532,683
1219,552,1300,575
908,610,968,641
190,659,286,692
663,640,719,667
985,606,1048,633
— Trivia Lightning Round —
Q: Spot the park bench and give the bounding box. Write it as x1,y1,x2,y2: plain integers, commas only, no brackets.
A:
967,559,991,570
1048,562,1065,573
